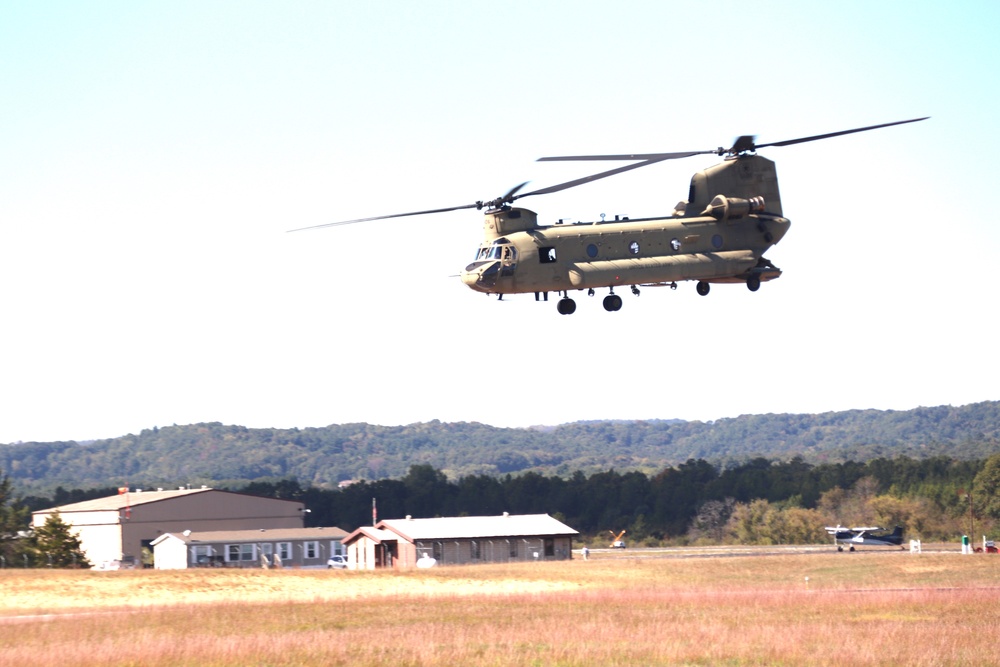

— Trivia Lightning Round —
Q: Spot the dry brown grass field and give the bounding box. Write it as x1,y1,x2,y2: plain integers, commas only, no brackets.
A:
2,548,999,666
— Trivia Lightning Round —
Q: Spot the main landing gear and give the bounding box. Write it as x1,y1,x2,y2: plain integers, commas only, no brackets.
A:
556,287,628,314
556,296,577,315
696,275,762,296
554,274,765,313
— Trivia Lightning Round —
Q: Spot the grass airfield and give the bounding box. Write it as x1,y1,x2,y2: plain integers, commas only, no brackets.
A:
3,546,999,666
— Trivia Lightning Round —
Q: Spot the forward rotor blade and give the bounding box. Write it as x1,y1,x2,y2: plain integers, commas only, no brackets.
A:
288,202,481,232
755,117,929,150
502,181,530,200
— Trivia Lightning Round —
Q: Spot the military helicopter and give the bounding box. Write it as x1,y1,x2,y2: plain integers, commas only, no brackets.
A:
295,118,926,314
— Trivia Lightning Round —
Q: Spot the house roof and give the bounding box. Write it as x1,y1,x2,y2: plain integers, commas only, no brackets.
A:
152,526,349,547
33,487,302,514
372,513,578,543
341,526,399,546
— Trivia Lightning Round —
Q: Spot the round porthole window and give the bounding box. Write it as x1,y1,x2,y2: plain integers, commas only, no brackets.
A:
587,243,599,258
712,234,723,249
629,241,640,255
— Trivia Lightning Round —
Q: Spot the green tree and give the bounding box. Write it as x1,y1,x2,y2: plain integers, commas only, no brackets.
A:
973,453,1000,520
26,511,90,568
402,464,452,517
688,498,736,543
0,469,29,564
726,499,827,545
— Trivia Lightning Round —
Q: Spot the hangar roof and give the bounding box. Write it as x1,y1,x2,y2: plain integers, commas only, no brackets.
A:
32,487,301,514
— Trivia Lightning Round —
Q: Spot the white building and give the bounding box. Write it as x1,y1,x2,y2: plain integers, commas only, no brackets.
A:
151,526,348,569
33,487,305,569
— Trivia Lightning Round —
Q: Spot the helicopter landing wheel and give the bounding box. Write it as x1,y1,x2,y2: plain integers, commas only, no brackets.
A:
746,275,761,292
696,281,710,296
603,294,623,312
557,297,577,315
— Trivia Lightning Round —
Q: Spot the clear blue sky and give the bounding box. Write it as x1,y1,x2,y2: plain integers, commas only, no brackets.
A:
2,1,998,443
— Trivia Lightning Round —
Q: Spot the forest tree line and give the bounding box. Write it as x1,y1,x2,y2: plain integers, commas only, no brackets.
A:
4,401,1000,493
9,454,1000,555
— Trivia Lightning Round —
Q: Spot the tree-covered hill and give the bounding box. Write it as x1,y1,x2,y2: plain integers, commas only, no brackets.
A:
3,401,1000,492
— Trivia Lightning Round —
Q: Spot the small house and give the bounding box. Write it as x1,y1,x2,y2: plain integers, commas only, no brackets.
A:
343,513,578,569
151,526,348,569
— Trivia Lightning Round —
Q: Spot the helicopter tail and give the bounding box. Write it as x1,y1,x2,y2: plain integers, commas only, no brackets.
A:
686,155,783,218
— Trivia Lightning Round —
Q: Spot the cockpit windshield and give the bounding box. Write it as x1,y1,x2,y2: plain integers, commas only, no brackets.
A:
474,241,515,262
475,245,501,260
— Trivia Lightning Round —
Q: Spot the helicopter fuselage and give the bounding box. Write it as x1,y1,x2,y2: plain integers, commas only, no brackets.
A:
461,206,789,297
461,154,790,312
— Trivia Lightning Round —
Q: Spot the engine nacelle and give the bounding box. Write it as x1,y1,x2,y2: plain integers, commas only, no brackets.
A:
701,195,766,221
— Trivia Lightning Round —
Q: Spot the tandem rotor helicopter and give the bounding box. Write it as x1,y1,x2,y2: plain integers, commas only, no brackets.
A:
295,118,927,314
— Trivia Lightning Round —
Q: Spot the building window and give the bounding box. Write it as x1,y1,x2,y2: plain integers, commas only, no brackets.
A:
544,539,555,557
304,541,319,560
191,545,213,565
227,544,255,562
277,542,292,563
329,539,343,556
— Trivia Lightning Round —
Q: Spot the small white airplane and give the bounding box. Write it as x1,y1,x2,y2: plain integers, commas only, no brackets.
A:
825,525,905,551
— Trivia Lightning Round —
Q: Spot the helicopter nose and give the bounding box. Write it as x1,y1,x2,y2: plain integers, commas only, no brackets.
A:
461,261,500,292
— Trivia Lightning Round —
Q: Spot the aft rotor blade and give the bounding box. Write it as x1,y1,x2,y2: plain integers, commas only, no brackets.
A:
755,117,929,150
516,156,679,199
537,150,716,162
288,202,481,232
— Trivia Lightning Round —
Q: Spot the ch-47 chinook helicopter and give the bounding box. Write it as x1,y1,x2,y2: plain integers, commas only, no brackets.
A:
295,118,926,314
